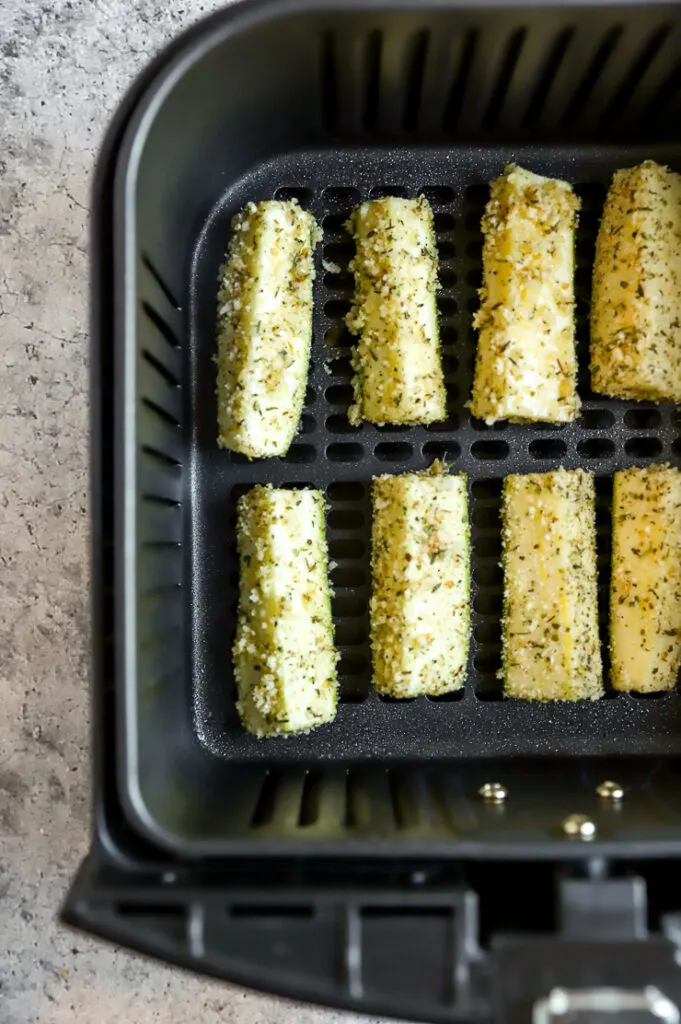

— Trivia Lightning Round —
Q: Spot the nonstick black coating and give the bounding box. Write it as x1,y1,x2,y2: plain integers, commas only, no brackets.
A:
188,145,681,764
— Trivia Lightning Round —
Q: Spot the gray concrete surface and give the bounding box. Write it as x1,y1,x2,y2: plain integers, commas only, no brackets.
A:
0,2,385,1021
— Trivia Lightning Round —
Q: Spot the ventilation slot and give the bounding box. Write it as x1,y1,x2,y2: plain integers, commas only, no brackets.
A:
403,29,430,132
523,28,575,128
625,408,661,429
142,302,181,349
364,30,383,132
442,29,478,131
141,254,181,311
251,771,283,828
561,27,624,126
601,25,673,128
625,437,663,458
142,348,180,388
141,397,180,429
482,28,527,129
374,441,413,462
529,438,567,460
229,904,315,919
320,31,338,134
118,903,185,920
141,445,181,468
298,772,323,827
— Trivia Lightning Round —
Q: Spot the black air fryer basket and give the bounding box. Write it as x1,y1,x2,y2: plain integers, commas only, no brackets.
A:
64,1,681,1020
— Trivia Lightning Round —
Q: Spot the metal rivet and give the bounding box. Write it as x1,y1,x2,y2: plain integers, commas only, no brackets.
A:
562,813,597,840
478,782,508,804
596,779,624,801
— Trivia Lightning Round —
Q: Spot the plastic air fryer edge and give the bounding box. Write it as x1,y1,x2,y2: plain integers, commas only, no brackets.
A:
64,1,681,1020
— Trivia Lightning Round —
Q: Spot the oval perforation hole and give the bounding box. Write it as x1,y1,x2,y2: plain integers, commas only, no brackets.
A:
472,478,502,499
434,212,456,232
280,480,315,491
326,413,355,434
529,438,567,460
470,419,508,433
327,442,363,462
475,685,504,702
625,436,663,458
375,423,411,434
374,441,413,462
324,273,353,292
428,689,465,703
624,408,662,429
439,347,458,369
581,408,616,429
330,357,353,380
333,595,366,617
274,186,313,203
577,438,615,459
323,212,350,236
472,505,499,529
465,239,483,259
438,241,456,261
426,415,459,431
471,440,510,461
465,183,489,208
335,623,367,646
628,690,670,701
324,298,351,318
574,181,607,210
474,590,502,615
324,240,354,266
369,185,409,199
328,509,364,530
326,384,353,406
439,268,457,288
419,186,455,205
329,537,365,560
281,444,316,464
327,481,364,502
474,649,501,674
475,564,502,588
322,186,361,208
325,324,353,348
332,566,366,587
474,534,502,558
305,384,316,406
300,414,315,435
339,656,368,676
475,622,501,644
423,440,460,460
437,296,458,318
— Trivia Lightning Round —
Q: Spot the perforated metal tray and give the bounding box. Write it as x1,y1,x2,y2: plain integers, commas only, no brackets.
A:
189,144,681,764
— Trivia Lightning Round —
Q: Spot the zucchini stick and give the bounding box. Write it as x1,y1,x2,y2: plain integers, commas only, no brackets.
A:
346,196,447,426
217,200,319,458
591,160,681,403
610,464,681,692
371,463,470,697
470,165,581,424
501,469,602,700
233,486,338,736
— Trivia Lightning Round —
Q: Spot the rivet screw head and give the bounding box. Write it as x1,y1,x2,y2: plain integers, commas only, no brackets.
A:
562,813,597,840
596,780,624,801
478,782,508,804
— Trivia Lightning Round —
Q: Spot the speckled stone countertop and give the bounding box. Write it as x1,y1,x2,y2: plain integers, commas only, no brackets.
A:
0,2,386,1020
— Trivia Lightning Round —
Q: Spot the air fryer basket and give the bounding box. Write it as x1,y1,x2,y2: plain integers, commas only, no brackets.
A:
63,1,681,1020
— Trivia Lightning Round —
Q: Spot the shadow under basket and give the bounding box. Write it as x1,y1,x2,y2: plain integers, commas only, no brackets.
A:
63,1,681,1021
